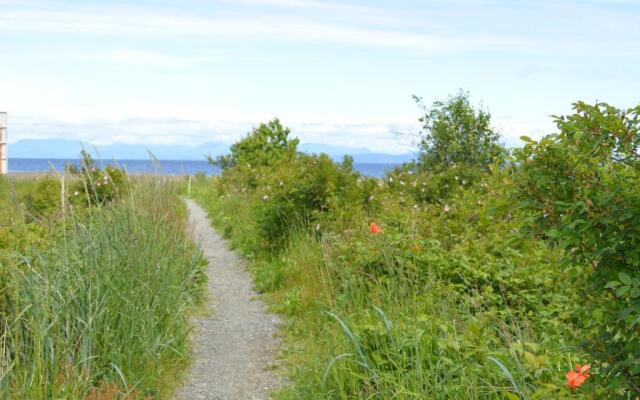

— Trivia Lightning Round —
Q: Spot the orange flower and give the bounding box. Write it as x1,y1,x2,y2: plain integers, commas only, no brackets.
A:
566,364,590,390
369,223,382,234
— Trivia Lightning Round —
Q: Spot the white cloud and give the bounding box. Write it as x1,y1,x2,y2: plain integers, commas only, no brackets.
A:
7,113,415,154
8,112,555,153
100,50,188,68
0,9,526,52
493,116,556,148
1,0,635,156
227,0,381,14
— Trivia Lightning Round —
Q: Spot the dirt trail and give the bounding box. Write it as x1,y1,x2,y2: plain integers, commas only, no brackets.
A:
175,199,283,400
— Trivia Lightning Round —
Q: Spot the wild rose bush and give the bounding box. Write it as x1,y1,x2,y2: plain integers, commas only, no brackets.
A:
197,161,590,398
196,101,623,397
213,121,379,252
515,102,640,397
70,151,128,206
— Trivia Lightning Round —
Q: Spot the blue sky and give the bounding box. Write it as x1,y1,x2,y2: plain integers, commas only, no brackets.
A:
0,0,638,154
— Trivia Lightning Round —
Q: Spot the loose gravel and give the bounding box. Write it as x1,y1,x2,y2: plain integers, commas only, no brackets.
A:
175,199,284,400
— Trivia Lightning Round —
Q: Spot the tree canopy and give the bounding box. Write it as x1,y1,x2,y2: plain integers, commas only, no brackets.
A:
415,91,503,170
209,118,299,169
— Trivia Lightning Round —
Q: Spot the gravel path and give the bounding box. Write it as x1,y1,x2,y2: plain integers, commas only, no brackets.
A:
175,199,283,400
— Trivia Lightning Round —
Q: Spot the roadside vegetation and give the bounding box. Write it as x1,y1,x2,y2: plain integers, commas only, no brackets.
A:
0,154,206,399
193,92,640,399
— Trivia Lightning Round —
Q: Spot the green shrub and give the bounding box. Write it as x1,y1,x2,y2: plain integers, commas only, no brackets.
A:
70,150,129,206
23,176,60,217
514,101,640,397
192,113,594,398
414,91,504,172
209,118,299,170
251,153,368,251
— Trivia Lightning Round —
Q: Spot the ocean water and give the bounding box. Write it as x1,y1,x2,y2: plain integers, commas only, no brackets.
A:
8,158,400,178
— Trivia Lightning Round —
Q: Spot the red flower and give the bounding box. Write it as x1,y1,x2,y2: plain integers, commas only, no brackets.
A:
369,223,382,234
566,364,590,390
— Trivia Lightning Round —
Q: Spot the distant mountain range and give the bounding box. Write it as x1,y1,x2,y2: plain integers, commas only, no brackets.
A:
8,139,415,164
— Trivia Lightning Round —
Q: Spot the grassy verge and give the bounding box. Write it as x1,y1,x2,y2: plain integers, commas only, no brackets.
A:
0,175,206,399
191,165,588,399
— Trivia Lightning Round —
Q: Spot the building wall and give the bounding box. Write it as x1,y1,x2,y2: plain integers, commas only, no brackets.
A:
0,112,7,175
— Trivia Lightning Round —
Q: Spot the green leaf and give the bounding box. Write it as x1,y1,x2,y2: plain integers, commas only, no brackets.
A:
605,281,621,289
592,308,604,321
616,285,630,297
520,136,535,143
619,272,632,285
630,287,640,299
546,229,562,238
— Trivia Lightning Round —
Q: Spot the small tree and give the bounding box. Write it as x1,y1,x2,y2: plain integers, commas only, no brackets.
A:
209,118,299,170
415,91,503,170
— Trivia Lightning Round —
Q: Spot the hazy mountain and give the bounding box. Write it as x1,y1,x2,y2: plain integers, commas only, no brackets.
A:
299,143,371,155
9,139,85,159
9,139,230,160
9,139,414,163
300,143,415,163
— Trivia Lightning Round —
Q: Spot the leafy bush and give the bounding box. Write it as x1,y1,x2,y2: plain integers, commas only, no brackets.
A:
23,176,60,218
251,153,372,251
209,118,299,170
70,150,128,206
208,120,376,252
414,91,504,171
514,101,640,397
192,113,596,398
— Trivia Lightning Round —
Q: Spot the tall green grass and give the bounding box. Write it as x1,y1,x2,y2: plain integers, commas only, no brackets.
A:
0,178,206,399
0,176,41,225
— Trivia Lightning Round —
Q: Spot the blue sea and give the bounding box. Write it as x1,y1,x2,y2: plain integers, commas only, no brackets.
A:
8,158,399,178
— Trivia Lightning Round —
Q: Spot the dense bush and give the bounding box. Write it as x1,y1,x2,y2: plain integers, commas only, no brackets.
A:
514,101,640,397
192,101,611,398
209,118,299,171
414,91,504,172
23,176,61,217
252,154,375,250
70,150,128,205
